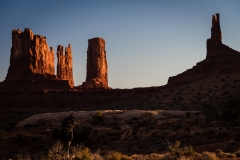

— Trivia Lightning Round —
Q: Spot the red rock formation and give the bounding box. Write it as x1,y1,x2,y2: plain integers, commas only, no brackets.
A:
6,28,55,80
168,13,240,86
0,28,72,91
57,44,74,87
79,37,110,90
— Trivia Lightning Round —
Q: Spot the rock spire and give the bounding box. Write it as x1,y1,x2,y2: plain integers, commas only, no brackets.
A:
207,13,222,58
57,44,74,87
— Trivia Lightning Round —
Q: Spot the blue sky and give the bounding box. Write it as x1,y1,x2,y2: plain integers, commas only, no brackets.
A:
0,1,240,89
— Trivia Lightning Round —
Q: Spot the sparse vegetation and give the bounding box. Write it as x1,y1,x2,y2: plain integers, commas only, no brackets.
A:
93,111,104,120
165,141,197,159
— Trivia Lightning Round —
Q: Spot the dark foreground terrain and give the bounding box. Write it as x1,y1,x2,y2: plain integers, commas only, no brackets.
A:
1,73,240,159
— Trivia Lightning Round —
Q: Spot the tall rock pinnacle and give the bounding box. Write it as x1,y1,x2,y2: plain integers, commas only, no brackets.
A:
57,44,74,87
207,13,222,58
80,37,109,89
168,13,240,86
211,13,222,43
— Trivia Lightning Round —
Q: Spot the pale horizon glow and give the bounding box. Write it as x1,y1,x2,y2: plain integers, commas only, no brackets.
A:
0,1,240,89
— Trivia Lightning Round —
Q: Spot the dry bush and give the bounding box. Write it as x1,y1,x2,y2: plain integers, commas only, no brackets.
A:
52,140,64,152
48,140,69,159
215,149,236,158
105,151,133,160
234,149,240,157
162,154,192,160
16,154,31,160
91,152,104,160
166,141,196,159
47,141,97,160
73,146,91,160
199,152,218,160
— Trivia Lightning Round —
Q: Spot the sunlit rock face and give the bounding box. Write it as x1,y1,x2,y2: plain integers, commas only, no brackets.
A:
6,28,55,80
167,13,240,86
57,44,74,87
0,28,72,91
80,37,110,89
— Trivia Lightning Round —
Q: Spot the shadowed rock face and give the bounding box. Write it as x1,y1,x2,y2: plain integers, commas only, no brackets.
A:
80,37,109,89
207,13,222,58
57,44,74,87
168,13,240,86
6,28,55,80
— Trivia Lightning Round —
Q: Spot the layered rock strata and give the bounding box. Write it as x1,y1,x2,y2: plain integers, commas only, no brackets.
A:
57,44,74,87
168,13,240,86
80,37,110,90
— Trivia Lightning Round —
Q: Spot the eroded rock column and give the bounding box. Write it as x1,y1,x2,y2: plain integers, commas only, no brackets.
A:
83,37,108,88
57,44,74,87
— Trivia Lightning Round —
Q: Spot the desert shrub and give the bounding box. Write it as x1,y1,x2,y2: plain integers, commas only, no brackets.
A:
215,149,225,158
94,111,104,119
92,111,104,124
74,147,91,160
61,115,76,145
48,140,69,159
91,152,104,160
105,151,133,160
200,152,218,160
234,149,240,157
166,141,196,160
52,115,76,147
215,149,236,158
16,154,31,160
47,141,94,160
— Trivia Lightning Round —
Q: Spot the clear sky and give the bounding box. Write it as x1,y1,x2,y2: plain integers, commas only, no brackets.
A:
0,1,240,89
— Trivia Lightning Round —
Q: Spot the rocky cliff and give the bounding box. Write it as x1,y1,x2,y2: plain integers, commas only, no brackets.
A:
6,28,55,80
57,44,74,87
167,13,240,86
0,28,72,91
79,37,110,90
